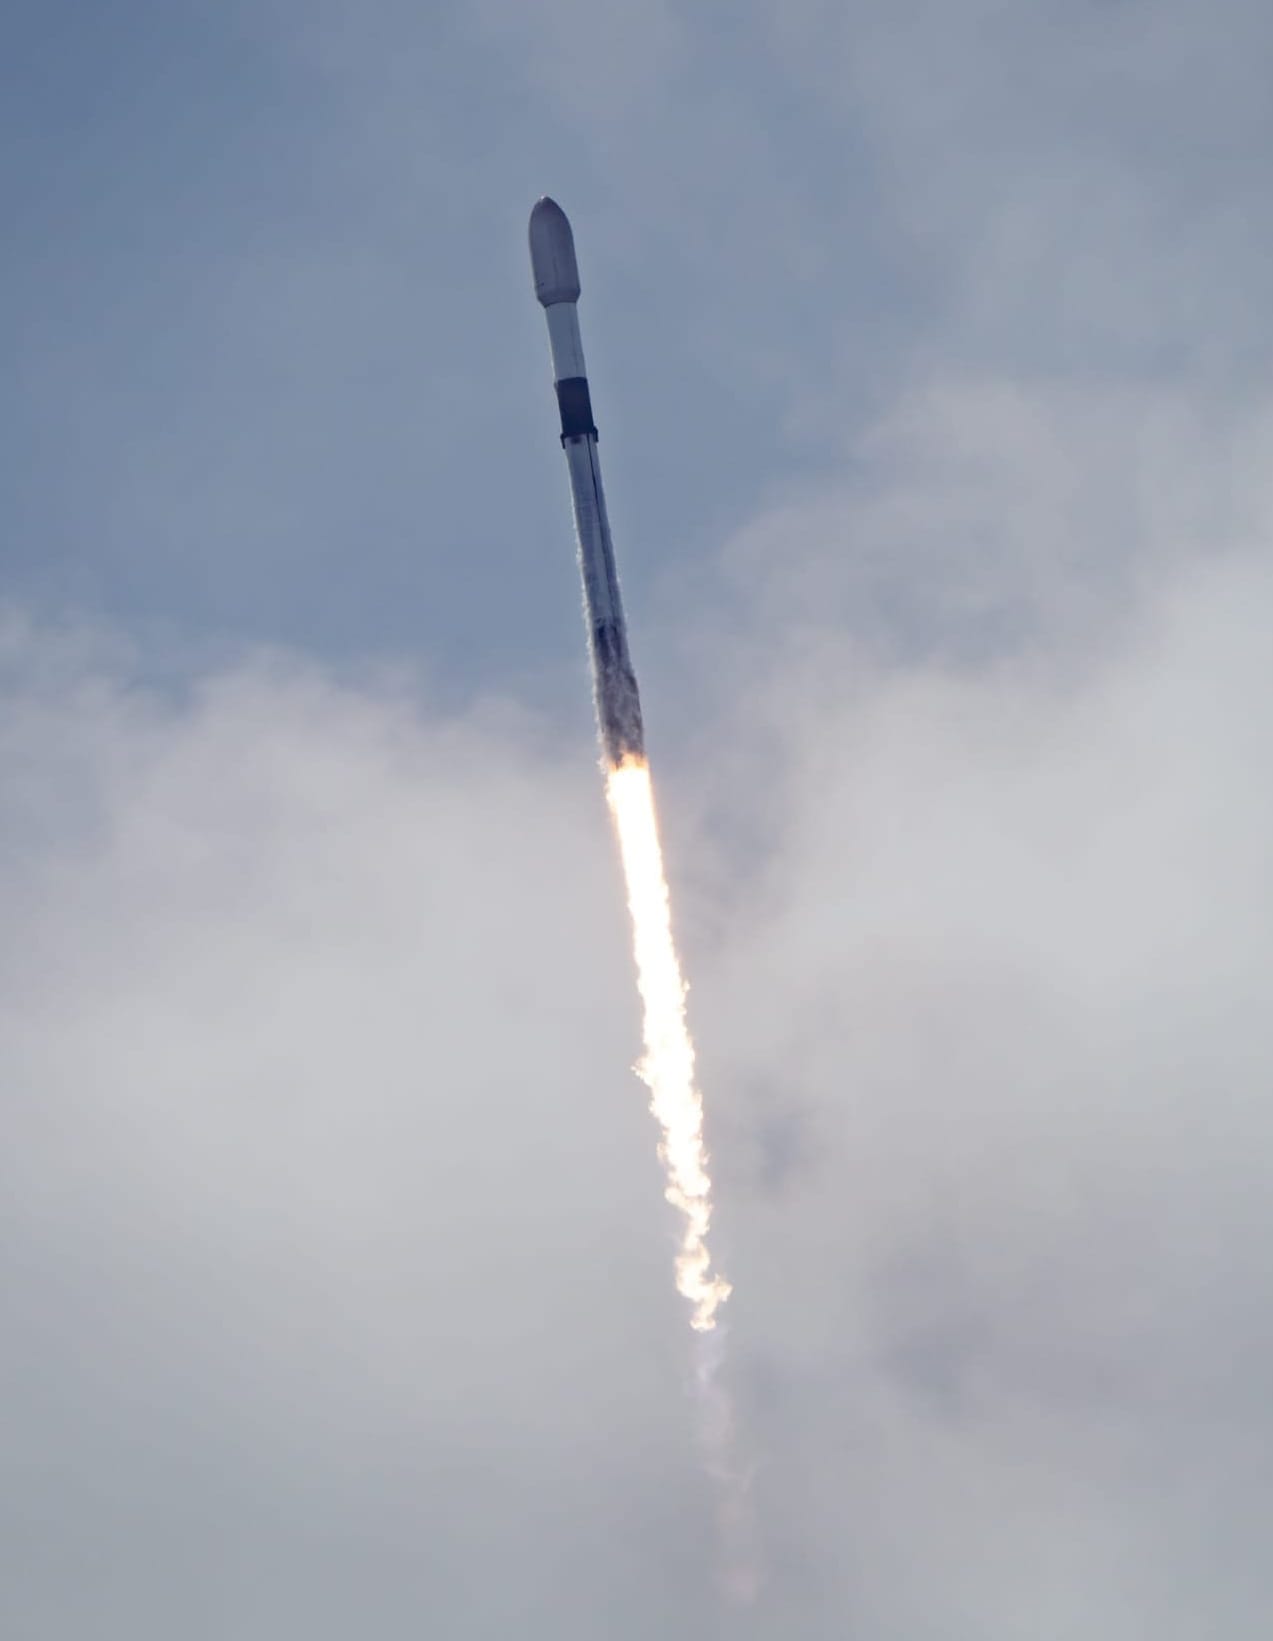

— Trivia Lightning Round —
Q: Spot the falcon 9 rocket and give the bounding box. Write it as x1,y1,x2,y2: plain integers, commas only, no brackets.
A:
529,197,645,768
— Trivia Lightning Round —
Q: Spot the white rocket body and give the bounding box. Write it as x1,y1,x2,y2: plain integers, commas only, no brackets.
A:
530,198,645,766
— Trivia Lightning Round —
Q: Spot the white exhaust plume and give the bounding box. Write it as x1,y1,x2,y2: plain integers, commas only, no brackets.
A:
607,755,754,1601
605,756,731,1331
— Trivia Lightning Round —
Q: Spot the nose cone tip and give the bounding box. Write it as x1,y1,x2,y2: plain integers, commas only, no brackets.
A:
529,196,581,306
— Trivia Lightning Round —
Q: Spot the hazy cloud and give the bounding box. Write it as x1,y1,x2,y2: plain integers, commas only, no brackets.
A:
4,528,1271,1637
6,0,1273,1634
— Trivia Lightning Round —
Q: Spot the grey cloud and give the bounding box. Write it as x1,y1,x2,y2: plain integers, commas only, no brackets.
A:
4,538,1271,1637
0,635,725,1638
692,545,1273,1635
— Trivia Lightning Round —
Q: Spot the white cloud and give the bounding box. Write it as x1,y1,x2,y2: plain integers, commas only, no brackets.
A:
4,518,1271,1637
692,538,1273,1635
0,631,724,1638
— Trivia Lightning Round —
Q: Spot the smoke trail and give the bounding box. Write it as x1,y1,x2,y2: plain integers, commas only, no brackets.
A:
605,756,731,1331
605,755,755,1602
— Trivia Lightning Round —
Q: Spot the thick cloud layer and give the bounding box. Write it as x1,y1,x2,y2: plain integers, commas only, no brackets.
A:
3,533,1271,1638
0,637,719,1637
700,546,1273,1636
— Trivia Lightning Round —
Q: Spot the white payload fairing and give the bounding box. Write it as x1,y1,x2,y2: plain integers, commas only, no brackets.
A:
529,197,645,767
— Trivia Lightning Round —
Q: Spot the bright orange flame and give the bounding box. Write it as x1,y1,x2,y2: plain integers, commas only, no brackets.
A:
605,756,731,1332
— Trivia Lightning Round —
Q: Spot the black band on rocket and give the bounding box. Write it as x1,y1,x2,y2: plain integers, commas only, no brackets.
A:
555,377,598,443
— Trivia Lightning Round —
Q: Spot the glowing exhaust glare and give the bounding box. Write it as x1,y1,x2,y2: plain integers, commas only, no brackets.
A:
605,756,731,1333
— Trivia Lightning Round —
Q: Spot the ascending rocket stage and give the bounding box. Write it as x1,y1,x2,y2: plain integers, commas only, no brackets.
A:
527,196,734,1351
529,197,646,768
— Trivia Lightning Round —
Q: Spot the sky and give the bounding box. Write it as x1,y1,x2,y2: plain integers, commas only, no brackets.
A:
3,1,1273,1635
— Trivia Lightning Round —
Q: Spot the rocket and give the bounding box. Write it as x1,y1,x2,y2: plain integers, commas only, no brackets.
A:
529,197,645,767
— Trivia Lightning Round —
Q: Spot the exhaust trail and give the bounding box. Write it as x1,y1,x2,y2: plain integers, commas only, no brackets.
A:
606,756,731,1333
529,198,751,1597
